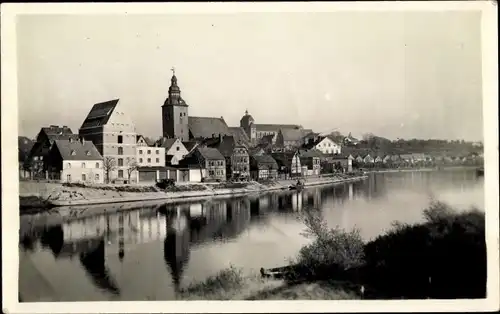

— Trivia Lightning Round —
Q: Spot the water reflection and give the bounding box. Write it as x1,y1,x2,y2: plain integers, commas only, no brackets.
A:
19,170,483,301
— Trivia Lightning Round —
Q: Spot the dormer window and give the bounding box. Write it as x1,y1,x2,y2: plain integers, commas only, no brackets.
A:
86,151,91,156
71,150,76,156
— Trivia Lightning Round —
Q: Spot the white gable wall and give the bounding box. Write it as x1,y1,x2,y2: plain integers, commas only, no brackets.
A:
314,137,341,154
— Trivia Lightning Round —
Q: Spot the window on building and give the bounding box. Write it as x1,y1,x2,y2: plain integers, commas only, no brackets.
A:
82,174,87,181
67,174,71,182
82,162,86,168
156,150,159,154
96,162,100,168
176,146,180,151
156,158,159,163
95,174,100,181
147,150,151,154
139,149,143,154
118,147,123,155
67,163,71,168
118,158,123,166
147,158,151,163
118,135,123,144
40,156,44,160
139,158,143,163
34,156,39,161
209,170,214,176
118,170,124,178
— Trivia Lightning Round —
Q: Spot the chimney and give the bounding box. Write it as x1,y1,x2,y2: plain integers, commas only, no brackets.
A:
63,125,68,129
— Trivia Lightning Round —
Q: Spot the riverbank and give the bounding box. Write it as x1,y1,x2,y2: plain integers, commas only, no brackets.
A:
19,174,367,210
363,165,480,174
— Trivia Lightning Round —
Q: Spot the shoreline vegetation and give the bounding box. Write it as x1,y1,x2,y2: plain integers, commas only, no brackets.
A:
177,201,486,300
19,173,367,211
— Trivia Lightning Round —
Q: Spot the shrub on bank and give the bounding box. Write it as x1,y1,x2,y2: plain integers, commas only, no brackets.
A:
293,201,486,299
296,210,365,273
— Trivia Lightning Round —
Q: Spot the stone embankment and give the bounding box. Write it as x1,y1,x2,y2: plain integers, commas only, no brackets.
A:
19,174,368,209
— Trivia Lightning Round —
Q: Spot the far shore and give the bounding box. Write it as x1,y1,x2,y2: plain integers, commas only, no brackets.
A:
19,175,368,211
363,165,480,174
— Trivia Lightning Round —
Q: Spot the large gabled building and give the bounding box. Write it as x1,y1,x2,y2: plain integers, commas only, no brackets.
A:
79,99,138,184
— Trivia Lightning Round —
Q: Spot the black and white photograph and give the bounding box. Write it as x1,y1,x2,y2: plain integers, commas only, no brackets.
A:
2,1,498,313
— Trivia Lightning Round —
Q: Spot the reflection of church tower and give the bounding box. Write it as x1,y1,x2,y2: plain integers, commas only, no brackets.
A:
80,238,120,296
240,110,256,145
162,68,189,141
163,209,191,296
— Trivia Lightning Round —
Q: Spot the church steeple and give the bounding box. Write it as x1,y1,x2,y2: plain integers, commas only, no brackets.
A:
165,67,187,106
162,67,190,141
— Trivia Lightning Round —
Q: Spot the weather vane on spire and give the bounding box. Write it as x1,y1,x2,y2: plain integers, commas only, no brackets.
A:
171,66,176,76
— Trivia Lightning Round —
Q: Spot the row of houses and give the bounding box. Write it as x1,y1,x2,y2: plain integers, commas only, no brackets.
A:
337,151,483,167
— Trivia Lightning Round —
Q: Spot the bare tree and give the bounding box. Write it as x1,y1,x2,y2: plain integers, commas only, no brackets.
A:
103,157,117,184
127,159,139,183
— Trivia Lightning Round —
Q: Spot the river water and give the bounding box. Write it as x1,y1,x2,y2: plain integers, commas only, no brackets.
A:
19,170,484,301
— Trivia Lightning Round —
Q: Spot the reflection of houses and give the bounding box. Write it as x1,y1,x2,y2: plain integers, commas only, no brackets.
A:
39,225,121,296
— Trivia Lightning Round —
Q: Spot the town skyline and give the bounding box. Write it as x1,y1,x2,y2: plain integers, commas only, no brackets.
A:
17,12,483,141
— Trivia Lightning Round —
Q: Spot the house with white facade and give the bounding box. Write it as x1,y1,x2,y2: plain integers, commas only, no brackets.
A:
79,99,138,184
157,138,189,166
301,135,341,155
46,138,104,183
136,144,165,168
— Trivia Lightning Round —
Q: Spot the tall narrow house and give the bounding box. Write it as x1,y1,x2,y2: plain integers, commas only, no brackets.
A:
162,69,189,142
79,99,138,184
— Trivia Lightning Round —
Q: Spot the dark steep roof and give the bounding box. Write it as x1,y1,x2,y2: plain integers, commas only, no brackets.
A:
39,126,75,139
182,141,199,152
80,99,119,129
188,116,230,139
196,147,225,160
250,155,278,169
53,139,103,160
157,138,178,151
203,136,236,158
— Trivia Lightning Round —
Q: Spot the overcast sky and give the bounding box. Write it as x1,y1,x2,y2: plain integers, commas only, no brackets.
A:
17,11,483,141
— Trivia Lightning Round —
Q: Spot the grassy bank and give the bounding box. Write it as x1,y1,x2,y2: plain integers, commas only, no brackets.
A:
181,201,486,300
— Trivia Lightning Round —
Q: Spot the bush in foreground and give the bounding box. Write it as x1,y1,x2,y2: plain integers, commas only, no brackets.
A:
295,201,486,299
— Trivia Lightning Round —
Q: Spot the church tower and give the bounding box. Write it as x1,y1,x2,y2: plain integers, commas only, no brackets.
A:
162,68,189,142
